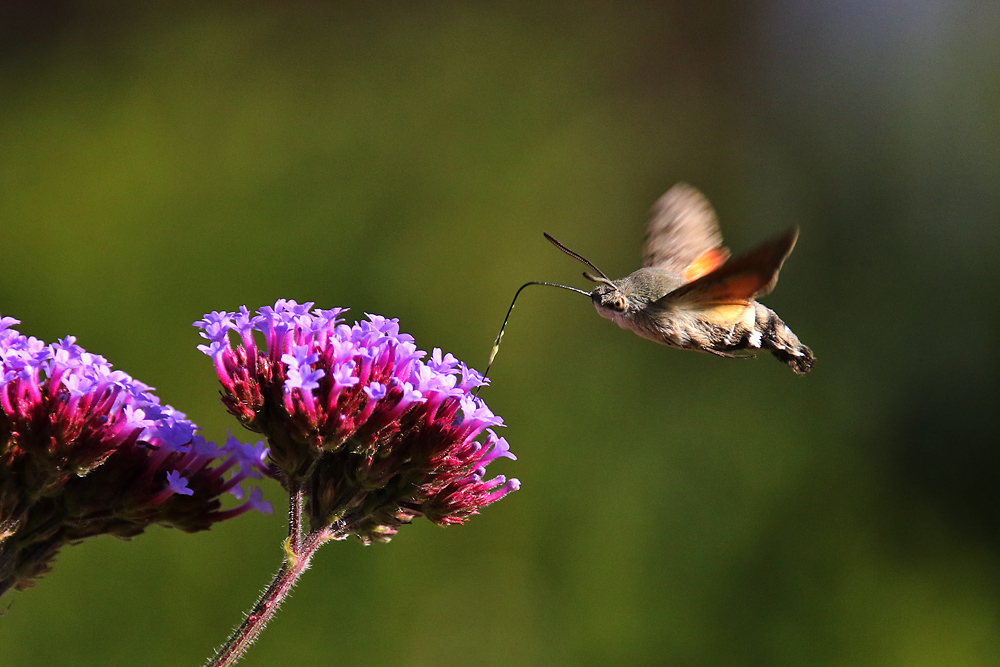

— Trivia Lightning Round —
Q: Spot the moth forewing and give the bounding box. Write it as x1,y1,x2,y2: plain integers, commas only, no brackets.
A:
661,227,799,306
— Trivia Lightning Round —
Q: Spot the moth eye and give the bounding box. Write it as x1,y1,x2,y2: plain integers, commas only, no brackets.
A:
606,294,627,312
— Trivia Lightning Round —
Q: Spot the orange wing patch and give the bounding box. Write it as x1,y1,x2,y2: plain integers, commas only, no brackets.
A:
689,273,771,305
664,228,799,308
681,247,730,282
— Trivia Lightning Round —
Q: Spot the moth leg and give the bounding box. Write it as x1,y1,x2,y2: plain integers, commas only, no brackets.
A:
705,349,757,360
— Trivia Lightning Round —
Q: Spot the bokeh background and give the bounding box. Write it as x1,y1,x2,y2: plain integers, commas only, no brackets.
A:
2,2,999,665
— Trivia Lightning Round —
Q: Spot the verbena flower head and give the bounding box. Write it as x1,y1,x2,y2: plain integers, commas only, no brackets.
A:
195,300,519,544
0,315,271,595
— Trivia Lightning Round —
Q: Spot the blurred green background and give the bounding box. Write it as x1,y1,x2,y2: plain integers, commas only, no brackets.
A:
2,2,999,665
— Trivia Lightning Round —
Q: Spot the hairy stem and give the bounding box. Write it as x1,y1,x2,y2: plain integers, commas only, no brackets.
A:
204,493,328,667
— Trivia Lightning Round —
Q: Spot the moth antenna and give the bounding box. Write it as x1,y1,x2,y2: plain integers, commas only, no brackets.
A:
543,232,614,282
475,280,590,396
581,271,617,289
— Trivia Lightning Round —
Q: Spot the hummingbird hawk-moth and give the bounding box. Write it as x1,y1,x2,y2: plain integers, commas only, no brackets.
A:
483,183,815,380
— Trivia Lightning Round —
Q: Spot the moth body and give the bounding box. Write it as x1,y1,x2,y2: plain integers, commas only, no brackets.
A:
482,182,816,384
588,265,813,374
578,183,815,374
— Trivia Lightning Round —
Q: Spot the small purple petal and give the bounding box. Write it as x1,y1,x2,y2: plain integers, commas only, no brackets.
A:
364,382,388,401
165,470,195,496
427,348,460,373
331,362,359,389
244,486,273,514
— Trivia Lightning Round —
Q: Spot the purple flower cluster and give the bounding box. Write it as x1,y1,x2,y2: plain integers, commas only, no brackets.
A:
0,315,271,595
195,300,519,543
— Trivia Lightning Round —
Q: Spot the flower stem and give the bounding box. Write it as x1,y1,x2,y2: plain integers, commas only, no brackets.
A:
288,482,304,551
204,507,327,666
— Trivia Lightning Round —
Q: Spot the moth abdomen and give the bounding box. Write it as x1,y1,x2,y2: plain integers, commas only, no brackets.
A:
748,302,814,375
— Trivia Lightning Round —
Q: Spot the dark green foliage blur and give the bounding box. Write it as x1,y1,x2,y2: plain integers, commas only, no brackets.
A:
2,3,999,665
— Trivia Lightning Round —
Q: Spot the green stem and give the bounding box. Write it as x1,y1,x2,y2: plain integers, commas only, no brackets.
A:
288,482,304,551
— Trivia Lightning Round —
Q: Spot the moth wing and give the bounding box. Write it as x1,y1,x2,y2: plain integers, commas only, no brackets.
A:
643,183,729,277
658,227,799,307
